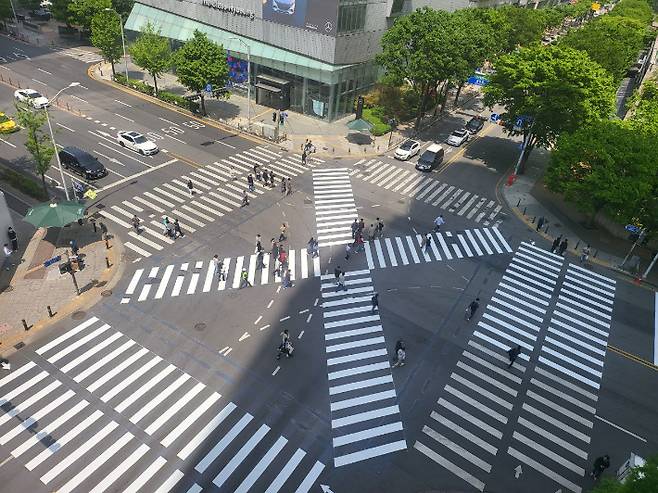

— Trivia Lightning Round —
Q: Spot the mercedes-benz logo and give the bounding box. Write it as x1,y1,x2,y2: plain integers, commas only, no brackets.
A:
324,21,333,32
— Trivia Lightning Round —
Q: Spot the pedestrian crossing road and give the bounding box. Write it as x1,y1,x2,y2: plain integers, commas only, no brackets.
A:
320,270,407,467
0,317,325,492
313,168,357,247
119,227,513,303
98,146,323,259
413,242,616,493
350,159,503,226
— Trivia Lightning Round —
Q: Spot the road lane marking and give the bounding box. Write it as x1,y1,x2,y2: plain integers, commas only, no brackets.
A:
114,99,132,107
158,116,179,125
166,134,187,144
95,158,179,192
31,78,47,86
0,138,16,148
114,113,134,122
37,68,52,75
56,123,75,132
655,292,658,365
70,95,87,103
594,415,647,442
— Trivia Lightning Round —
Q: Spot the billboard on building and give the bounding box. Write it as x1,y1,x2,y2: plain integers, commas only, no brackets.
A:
262,0,339,36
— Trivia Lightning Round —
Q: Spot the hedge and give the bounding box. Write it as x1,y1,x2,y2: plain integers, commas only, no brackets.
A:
112,74,200,113
363,107,392,136
2,169,48,201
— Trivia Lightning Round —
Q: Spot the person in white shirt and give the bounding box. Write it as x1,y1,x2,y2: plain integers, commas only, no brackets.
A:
3,243,12,271
433,214,445,232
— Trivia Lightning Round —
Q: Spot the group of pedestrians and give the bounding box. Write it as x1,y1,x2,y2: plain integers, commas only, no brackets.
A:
301,139,315,166
157,216,185,239
344,218,385,261
550,235,569,256
281,177,294,196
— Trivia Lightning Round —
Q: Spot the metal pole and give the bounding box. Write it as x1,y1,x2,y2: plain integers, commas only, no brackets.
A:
641,250,658,280
119,17,129,81
8,0,19,27
45,107,70,200
621,229,644,267
246,43,251,129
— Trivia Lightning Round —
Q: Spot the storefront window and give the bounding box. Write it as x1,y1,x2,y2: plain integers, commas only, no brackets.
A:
338,0,367,34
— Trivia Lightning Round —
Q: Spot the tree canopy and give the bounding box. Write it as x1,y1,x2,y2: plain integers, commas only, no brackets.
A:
68,0,112,32
590,454,658,493
609,0,654,24
129,21,171,95
14,102,55,197
173,30,229,115
90,10,123,76
483,44,616,171
0,0,13,23
51,0,72,24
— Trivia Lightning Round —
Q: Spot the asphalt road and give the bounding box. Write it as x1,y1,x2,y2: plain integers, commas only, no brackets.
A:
0,35,657,493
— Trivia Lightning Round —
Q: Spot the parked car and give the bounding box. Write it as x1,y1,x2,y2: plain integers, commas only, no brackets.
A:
465,116,485,134
30,8,52,20
272,0,295,15
0,112,18,133
446,128,469,147
58,146,108,180
415,144,444,171
117,130,159,155
14,89,49,109
394,140,421,160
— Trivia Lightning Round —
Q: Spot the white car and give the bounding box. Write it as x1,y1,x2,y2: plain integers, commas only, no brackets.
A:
394,140,421,160
117,130,159,155
446,128,469,147
14,89,49,109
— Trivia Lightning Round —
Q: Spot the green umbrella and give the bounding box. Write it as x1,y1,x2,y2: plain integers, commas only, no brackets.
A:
24,201,86,228
346,118,373,132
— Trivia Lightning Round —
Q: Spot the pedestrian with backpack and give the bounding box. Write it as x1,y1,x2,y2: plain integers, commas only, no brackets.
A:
507,345,522,369
465,298,480,321
392,339,406,367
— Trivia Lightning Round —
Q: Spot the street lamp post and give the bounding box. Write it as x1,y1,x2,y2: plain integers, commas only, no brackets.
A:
104,8,129,82
46,82,80,201
228,37,252,129
8,0,19,29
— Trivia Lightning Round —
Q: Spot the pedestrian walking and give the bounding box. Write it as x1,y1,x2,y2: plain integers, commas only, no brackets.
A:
241,191,250,207
256,251,265,270
279,223,288,242
247,174,255,192
161,216,170,235
307,237,319,257
351,219,359,239
212,254,222,277
277,330,294,359
371,292,379,313
256,167,262,182
536,216,545,231
425,232,433,252
130,215,141,233
358,218,365,232
230,165,237,181
550,235,562,253
301,151,307,166
376,218,385,238
580,244,591,264
278,248,288,270
355,233,364,252
187,179,195,197
392,339,406,368
173,219,184,238
165,220,175,239
590,454,610,480
334,266,342,284
269,171,276,187
363,223,372,241
282,269,293,288
558,238,568,256
507,345,522,368
70,239,80,256
421,233,428,251
271,239,279,259
253,164,259,177
255,234,263,253
465,298,480,321
434,214,445,232
3,243,13,271
345,243,352,261
286,177,292,195
336,271,347,292
7,227,18,252
281,177,287,195
273,258,281,278
239,268,252,288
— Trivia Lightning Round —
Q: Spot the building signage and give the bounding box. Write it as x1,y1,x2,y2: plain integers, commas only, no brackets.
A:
201,0,256,20
263,0,340,37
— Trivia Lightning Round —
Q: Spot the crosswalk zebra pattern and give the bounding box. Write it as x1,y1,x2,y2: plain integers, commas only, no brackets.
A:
54,47,105,64
121,247,322,303
508,264,615,493
99,147,323,259
313,168,357,248
0,317,325,492
319,270,407,468
350,159,503,226
363,227,512,270
414,242,616,493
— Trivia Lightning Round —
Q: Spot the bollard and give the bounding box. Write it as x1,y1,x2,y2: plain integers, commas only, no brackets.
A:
516,198,521,207
594,249,598,258
67,103,70,111
544,225,550,235
22,319,29,331
348,148,351,153
106,257,111,269
574,240,580,250
91,220,97,233
47,306,55,317
332,147,335,153
532,216,536,224
105,238,110,250
522,207,527,216
377,145,380,151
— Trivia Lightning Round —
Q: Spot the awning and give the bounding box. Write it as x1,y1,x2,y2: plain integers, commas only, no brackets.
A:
255,83,281,93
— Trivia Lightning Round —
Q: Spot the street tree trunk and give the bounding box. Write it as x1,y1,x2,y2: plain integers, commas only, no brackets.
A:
440,82,451,113
40,173,48,198
454,81,466,106
110,61,116,77
414,83,429,130
200,94,207,116
152,73,159,96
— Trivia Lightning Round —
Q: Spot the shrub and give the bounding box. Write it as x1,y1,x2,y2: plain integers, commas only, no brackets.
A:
1,169,48,200
158,91,200,114
113,73,155,96
363,107,392,136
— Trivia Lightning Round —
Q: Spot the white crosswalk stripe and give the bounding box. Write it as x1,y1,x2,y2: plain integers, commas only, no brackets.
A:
351,159,504,225
319,271,407,467
313,169,357,247
55,47,105,63
0,318,326,492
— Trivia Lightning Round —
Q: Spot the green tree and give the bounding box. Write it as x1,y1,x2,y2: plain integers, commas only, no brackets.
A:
546,120,657,226
129,21,171,95
377,7,456,129
496,6,548,51
173,30,229,116
91,10,122,76
609,0,654,24
560,16,648,81
111,0,133,20
68,0,111,32
0,0,13,25
14,103,55,197
590,454,658,493
19,0,41,10
51,0,73,24
483,45,616,173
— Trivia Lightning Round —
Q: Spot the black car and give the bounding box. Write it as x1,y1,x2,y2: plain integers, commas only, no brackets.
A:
465,116,485,134
59,146,107,180
30,9,52,20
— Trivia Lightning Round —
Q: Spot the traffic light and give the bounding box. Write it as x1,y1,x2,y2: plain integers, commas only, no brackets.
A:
355,96,364,119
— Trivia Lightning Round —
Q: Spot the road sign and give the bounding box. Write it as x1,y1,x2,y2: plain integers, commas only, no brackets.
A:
44,255,62,268
84,189,97,200
625,224,641,233
467,74,489,86
490,113,500,123
205,83,212,93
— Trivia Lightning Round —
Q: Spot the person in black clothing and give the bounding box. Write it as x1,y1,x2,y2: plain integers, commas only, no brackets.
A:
550,235,562,254
371,292,379,313
558,238,569,256
174,219,184,238
247,174,255,192
591,454,610,480
465,298,480,321
334,266,342,284
7,227,18,252
507,345,522,368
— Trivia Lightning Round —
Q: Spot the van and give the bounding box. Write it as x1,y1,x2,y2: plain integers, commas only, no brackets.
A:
58,146,107,180
415,144,444,171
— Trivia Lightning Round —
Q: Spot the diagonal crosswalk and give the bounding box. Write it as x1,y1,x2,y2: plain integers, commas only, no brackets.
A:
350,159,503,226
0,317,325,492
313,168,357,247
100,147,323,259
320,270,407,467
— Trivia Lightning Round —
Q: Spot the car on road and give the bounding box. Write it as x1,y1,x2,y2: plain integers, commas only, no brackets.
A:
14,89,49,109
58,146,108,180
465,116,485,134
446,128,469,147
117,130,159,155
394,140,421,160
30,8,52,20
0,112,18,133
415,143,444,171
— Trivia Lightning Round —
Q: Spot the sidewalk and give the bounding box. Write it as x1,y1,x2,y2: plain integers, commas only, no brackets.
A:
0,181,125,356
501,149,658,287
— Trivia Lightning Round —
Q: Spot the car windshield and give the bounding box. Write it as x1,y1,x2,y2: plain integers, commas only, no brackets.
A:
133,135,148,144
452,130,467,137
467,119,480,127
420,151,435,161
27,92,43,99
80,156,102,170
399,141,416,150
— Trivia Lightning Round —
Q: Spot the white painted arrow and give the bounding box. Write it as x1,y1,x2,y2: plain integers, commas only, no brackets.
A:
320,485,334,493
97,130,113,138
238,332,250,342
514,465,523,479
1,362,11,371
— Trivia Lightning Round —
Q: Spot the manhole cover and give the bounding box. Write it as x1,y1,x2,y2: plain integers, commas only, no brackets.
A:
100,290,112,297
71,311,86,320
14,342,25,350
200,141,214,146
194,323,207,331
